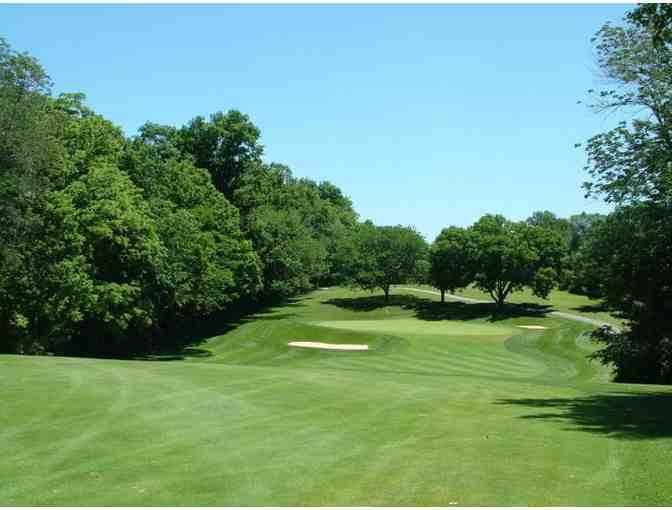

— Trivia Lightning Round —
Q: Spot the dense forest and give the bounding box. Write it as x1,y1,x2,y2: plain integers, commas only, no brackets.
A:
1,4,671,384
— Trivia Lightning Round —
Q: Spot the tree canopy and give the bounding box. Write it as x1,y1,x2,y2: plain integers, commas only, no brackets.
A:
429,227,476,302
0,38,359,356
350,223,428,301
469,215,565,307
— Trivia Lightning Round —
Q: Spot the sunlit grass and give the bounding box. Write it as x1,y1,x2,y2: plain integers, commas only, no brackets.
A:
1,287,668,506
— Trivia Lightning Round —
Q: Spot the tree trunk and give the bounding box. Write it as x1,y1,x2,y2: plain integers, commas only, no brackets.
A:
495,289,508,311
384,285,390,302
441,289,445,303
490,281,511,311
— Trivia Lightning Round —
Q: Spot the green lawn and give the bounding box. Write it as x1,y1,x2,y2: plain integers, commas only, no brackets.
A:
398,283,625,327
2,287,671,505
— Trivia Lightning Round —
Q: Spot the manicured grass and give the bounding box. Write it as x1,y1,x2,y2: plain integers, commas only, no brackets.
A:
398,283,625,327
2,287,671,505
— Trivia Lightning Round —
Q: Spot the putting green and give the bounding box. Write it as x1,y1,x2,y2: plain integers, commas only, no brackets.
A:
315,318,513,337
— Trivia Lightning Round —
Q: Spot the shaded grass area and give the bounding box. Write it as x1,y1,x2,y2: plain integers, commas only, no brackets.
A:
405,284,624,327
2,287,671,505
498,391,672,440
325,293,552,323
137,298,307,361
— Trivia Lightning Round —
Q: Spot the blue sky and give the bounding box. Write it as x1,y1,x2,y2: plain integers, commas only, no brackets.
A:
2,4,632,241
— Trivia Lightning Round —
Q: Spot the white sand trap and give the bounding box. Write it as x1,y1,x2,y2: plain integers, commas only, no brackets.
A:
288,341,369,351
517,325,548,330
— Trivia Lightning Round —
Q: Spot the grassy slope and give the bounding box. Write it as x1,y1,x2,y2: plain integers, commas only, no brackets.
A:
2,287,671,505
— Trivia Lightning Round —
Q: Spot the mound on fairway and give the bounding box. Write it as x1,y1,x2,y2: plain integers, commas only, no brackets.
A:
288,341,369,351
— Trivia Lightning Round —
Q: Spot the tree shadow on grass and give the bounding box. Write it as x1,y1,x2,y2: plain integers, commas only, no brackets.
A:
496,392,672,440
136,296,308,361
570,300,615,314
324,293,553,323
138,347,215,362
413,299,552,323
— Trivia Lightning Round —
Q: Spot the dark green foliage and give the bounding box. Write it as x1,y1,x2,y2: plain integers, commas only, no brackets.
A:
526,211,573,248
122,146,262,320
42,164,165,355
175,110,263,199
581,9,672,383
247,205,328,296
0,38,356,356
524,211,607,296
429,226,476,302
233,162,358,297
562,215,609,297
628,4,672,48
468,214,566,307
350,223,428,301
567,212,605,252
589,204,672,383
0,38,65,353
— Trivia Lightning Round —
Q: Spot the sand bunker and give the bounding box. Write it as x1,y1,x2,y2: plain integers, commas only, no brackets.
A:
288,341,369,351
517,325,548,330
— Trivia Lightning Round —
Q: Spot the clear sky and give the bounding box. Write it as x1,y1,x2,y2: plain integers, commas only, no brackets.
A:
2,4,632,241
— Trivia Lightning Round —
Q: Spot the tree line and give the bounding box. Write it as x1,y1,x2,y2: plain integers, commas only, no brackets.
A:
0,37,365,357
0,36,575,357
426,211,605,306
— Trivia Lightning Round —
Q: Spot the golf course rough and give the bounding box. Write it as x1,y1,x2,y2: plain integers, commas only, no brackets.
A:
2,287,672,506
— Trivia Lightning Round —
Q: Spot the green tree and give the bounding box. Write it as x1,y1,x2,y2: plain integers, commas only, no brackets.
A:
429,226,475,303
351,223,427,301
122,144,262,323
37,164,165,355
0,36,366,357
589,204,672,383
562,214,608,296
567,212,605,252
233,162,357,295
526,211,572,248
580,9,672,383
628,4,672,48
176,110,263,198
582,19,672,205
246,205,328,297
0,38,66,353
469,214,565,308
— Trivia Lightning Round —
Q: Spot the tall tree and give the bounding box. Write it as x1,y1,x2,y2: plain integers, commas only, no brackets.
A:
0,38,66,353
232,162,357,296
122,143,262,323
176,110,263,198
37,164,165,356
588,204,672,383
429,227,476,303
567,212,605,252
582,18,672,205
581,8,672,383
526,211,572,249
351,223,427,301
469,214,565,308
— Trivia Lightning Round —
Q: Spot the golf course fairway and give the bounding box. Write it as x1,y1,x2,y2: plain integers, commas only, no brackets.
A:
2,287,671,506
